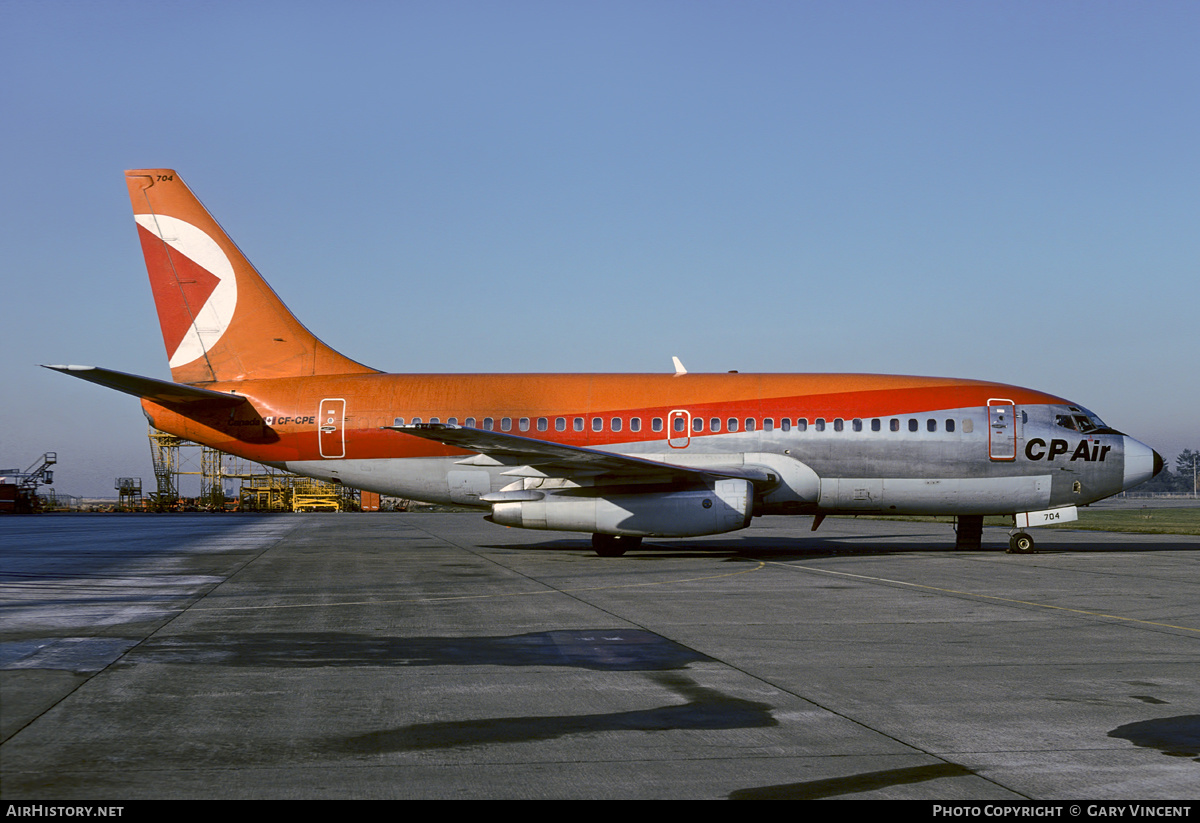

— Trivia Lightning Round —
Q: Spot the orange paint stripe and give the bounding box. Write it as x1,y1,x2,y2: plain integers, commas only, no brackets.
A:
145,374,1066,463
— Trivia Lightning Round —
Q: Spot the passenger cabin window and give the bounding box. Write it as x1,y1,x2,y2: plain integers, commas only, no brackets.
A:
429,417,439,424
537,418,548,431
592,417,603,432
833,418,844,432
652,417,664,432
483,417,494,430
727,418,738,433
692,417,703,432
710,417,721,432
908,419,918,432
745,418,756,432
890,419,900,432
630,418,641,432
852,418,862,432
412,417,422,425
501,417,512,431
612,417,622,432
815,418,826,432
764,418,774,432
927,419,937,432
519,417,529,431
574,418,584,432
465,417,476,428
556,418,566,431
447,417,458,426
673,416,686,433
393,417,404,426
871,419,881,432
797,418,808,432
945,419,955,432
780,418,790,432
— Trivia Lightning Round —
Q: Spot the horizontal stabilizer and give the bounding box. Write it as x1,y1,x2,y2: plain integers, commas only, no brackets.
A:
42,365,247,409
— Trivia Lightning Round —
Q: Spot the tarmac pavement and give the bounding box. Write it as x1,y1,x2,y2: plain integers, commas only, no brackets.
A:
1,512,1197,799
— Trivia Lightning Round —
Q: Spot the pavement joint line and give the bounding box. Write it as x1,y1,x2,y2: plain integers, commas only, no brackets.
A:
186,560,769,611
767,561,1200,634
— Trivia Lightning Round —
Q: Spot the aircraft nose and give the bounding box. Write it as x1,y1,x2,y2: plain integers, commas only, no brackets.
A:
1123,437,1161,491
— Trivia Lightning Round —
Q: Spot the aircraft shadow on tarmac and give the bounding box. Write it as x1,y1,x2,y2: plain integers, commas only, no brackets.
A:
136,628,712,671
322,671,777,754
483,533,957,560
1108,715,1200,763
727,762,977,800
485,532,1200,560
135,629,783,756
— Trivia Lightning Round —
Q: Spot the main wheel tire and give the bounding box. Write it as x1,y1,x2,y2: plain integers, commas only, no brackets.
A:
592,533,627,557
1008,532,1035,554
591,534,642,557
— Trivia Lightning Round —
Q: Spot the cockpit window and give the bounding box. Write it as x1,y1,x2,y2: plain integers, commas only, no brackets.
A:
1056,409,1112,434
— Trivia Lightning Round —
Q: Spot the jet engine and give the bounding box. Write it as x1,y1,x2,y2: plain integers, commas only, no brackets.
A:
486,478,753,537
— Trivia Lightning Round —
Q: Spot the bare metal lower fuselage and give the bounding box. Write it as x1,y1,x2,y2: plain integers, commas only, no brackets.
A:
277,401,1152,524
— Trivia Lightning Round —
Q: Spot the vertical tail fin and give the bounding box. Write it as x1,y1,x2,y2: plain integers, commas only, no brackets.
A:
125,169,377,384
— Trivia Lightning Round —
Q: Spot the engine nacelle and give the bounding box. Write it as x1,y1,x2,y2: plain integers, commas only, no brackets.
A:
488,478,753,537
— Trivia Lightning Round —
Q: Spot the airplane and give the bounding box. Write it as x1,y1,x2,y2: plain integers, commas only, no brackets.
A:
47,169,1164,556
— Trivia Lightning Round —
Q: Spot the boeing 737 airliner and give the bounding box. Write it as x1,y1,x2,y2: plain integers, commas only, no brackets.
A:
48,170,1163,555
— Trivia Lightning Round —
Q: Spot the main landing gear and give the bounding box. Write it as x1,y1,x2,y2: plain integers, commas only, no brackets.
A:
591,534,643,557
1007,531,1035,554
954,515,983,550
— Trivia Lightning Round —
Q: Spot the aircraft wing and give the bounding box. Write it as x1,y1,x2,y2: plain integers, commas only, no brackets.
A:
387,424,775,486
43,365,248,410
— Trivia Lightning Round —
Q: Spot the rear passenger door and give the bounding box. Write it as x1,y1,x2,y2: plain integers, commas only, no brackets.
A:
319,398,346,458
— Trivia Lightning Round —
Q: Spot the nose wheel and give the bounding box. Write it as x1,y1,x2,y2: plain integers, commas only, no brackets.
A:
1007,531,1035,554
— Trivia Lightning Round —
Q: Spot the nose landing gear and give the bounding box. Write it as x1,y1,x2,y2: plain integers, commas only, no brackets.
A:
1007,531,1035,554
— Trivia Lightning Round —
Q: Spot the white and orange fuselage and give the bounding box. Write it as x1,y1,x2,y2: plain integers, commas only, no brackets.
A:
49,170,1163,553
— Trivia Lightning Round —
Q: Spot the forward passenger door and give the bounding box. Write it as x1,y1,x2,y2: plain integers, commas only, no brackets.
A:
987,398,1016,461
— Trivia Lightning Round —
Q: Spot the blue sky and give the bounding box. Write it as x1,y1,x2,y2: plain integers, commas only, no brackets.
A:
3,1,1197,496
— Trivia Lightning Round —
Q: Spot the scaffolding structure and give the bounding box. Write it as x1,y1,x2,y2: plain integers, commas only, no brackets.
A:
147,428,185,509
290,477,345,512
115,477,143,510
40,490,81,511
147,426,356,511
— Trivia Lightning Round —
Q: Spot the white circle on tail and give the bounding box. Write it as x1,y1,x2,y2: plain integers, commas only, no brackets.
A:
134,214,238,368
